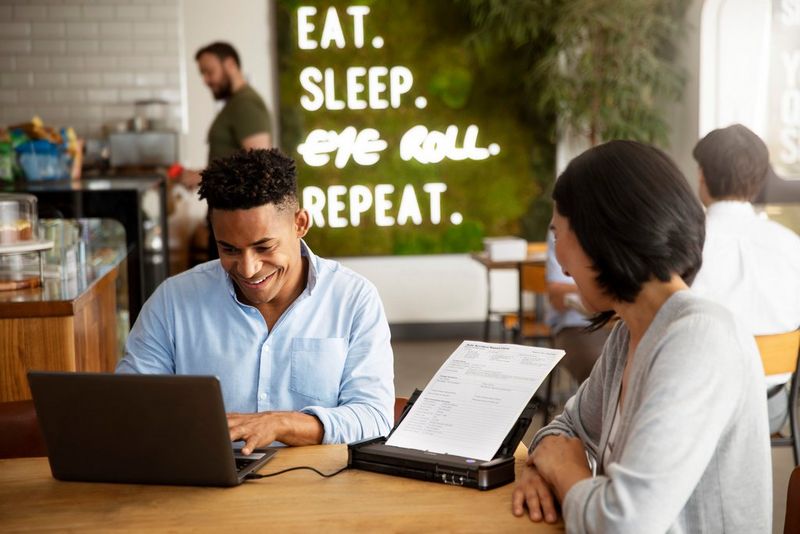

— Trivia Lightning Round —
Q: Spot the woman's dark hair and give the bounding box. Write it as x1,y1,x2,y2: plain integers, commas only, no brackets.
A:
199,148,297,212
553,140,705,329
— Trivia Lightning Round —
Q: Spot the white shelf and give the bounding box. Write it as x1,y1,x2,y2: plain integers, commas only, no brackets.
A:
0,240,54,254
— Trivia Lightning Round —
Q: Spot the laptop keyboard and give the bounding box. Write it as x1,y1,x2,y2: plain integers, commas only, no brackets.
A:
235,458,254,472
234,450,272,473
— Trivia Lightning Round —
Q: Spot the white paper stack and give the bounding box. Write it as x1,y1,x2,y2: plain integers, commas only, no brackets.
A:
387,340,565,461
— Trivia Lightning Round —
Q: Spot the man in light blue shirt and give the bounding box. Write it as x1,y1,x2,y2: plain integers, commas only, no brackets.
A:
545,230,608,383
117,149,394,453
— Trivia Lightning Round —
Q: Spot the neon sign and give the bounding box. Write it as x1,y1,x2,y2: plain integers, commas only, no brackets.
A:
303,182,451,228
279,1,541,255
291,4,501,229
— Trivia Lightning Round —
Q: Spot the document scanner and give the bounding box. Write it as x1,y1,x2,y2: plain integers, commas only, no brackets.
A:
347,389,538,490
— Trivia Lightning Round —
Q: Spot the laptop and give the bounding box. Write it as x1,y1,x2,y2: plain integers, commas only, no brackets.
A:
347,389,537,490
27,371,276,487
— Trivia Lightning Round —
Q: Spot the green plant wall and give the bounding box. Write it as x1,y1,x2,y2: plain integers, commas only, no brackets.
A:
277,0,554,256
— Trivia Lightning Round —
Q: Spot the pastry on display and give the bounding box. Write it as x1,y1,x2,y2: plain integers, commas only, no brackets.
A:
0,272,40,291
0,194,38,245
0,219,33,244
0,194,53,292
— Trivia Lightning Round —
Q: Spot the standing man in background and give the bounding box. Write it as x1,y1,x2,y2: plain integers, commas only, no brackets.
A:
195,42,272,162
183,41,272,259
691,124,800,434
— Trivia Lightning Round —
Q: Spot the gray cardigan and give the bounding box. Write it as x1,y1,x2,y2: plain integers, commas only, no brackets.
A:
532,290,772,533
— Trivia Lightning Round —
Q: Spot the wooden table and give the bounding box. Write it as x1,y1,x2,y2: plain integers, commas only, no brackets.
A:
470,250,547,343
0,444,563,533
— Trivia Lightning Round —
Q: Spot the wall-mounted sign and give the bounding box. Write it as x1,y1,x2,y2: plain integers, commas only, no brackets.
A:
277,1,549,256
762,0,800,201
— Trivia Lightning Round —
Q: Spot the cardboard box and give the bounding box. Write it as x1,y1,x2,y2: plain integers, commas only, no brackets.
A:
483,236,527,261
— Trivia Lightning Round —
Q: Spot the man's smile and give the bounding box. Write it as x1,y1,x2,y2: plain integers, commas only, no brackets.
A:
239,270,277,288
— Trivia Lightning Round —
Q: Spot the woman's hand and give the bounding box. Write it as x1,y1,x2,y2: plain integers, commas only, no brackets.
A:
530,434,592,502
511,463,560,523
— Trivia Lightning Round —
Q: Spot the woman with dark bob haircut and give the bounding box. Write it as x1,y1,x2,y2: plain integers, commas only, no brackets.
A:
512,141,771,532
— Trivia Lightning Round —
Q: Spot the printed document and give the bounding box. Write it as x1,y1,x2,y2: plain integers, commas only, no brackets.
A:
386,340,564,461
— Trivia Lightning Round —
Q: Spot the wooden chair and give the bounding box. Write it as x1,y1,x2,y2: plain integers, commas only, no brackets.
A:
502,241,552,345
0,400,46,459
755,330,800,465
526,241,548,257
394,397,409,425
502,263,552,342
501,242,557,423
786,466,800,534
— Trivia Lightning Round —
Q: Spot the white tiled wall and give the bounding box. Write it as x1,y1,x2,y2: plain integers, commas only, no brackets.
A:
0,0,182,139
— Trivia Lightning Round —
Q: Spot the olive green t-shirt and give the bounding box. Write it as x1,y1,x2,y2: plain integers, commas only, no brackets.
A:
207,85,271,163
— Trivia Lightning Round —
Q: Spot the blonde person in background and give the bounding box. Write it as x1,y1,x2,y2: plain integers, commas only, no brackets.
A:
512,141,771,532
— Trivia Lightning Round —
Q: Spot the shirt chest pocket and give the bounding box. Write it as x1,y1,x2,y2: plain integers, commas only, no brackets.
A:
290,338,347,405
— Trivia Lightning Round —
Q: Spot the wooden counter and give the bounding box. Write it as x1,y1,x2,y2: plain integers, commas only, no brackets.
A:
0,220,127,402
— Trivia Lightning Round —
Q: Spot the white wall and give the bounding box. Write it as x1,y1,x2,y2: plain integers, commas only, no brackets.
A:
178,0,276,168
699,0,772,138
0,0,182,139
667,0,704,192
337,254,519,324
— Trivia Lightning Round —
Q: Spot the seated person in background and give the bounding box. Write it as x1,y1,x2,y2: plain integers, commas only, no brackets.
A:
691,124,800,434
512,141,771,532
545,230,609,383
117,149,394,453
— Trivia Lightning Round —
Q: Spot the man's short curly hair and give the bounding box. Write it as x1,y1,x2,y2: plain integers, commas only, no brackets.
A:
199,149,298,211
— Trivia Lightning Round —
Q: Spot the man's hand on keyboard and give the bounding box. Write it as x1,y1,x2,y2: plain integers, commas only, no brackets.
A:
227,411,324,453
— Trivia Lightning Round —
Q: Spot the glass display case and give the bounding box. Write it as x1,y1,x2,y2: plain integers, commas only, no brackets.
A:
0,218,127,301
2,176,168,323
0,193,53,291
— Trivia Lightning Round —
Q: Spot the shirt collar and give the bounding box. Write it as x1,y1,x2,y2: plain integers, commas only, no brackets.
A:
706,200,756,219
222,239,320,304
301,239,319,295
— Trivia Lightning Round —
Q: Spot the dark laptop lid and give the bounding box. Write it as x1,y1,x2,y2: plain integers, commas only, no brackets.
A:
27,372,262,487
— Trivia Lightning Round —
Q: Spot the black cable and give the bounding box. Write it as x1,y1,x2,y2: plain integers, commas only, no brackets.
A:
245,465,349,479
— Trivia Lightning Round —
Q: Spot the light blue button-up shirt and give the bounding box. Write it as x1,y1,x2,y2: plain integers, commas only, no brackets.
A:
117,242,394,444
545,230,589,333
